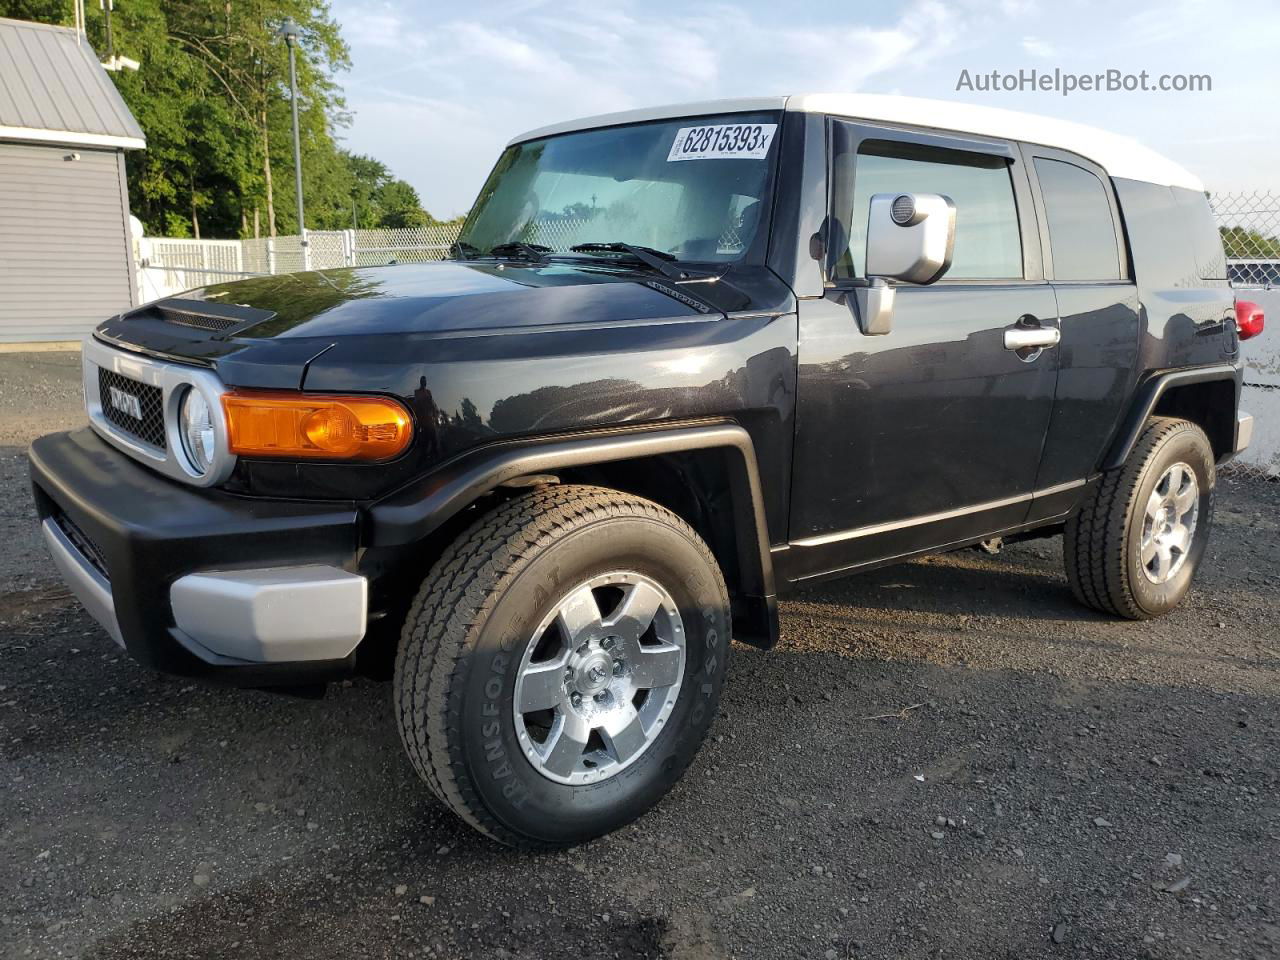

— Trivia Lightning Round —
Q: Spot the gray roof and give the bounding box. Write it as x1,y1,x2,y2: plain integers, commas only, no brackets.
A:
0,17,144,149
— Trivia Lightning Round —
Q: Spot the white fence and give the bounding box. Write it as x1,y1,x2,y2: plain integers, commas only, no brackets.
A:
136,226,462,297
135,237,246,303
135,217,747,295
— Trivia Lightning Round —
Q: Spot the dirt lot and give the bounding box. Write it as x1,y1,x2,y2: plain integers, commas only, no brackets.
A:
1,350,1277,960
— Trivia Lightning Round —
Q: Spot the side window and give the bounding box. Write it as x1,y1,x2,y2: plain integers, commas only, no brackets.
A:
1033,158,1122,281
839,139,1024,281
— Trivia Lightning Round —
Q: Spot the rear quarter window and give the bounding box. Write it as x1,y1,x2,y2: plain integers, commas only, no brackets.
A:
1114,180,1224,288
1173,189,1227,280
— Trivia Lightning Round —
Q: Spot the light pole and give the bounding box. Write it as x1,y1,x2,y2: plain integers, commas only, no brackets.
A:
280,18,309,270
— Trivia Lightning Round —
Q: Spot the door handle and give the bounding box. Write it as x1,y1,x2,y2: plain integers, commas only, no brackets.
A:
1004,326,1061,351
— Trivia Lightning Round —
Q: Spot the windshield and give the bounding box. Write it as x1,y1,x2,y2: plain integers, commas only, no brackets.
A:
458,112,782,263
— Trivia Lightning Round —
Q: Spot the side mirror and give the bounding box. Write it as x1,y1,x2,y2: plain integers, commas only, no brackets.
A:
864,192,956,284
851,193,956,336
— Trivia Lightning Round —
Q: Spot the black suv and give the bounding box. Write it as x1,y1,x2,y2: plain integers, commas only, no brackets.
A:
30,95,1262,847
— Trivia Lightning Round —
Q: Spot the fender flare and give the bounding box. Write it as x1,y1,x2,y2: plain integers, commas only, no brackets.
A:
367,419,779,647
1101,364,1241,471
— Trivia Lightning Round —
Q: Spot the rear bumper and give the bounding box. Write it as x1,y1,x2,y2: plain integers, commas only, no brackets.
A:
1235,410,1254,454
30,428,365,685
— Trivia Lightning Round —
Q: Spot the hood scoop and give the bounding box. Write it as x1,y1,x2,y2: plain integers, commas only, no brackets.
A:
139,298,277,338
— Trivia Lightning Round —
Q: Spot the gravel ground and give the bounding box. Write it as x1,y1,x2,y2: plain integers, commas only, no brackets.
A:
1,350,1277,960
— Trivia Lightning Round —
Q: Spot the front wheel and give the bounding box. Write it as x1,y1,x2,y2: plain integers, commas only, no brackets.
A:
394,484,730,847
1065,417,1215,619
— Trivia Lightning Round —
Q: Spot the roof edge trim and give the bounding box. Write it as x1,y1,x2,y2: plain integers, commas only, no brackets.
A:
0,126,145,150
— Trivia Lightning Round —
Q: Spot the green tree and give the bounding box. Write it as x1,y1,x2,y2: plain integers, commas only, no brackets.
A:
326,153,434,229
1,0,438,238
374,179,431,228
1220,225,1280,259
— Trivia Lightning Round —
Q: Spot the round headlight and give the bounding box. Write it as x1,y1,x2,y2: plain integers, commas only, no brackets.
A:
179,388,217,475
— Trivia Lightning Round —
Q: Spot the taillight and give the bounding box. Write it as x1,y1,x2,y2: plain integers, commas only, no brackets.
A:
1235,300,1265,341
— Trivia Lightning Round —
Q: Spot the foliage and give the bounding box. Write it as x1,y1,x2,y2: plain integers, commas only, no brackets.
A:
344,154,438,229
0,0,438,237
1220,225,1280,259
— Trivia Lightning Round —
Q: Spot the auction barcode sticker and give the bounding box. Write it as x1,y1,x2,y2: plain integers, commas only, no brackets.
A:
667,123,777,161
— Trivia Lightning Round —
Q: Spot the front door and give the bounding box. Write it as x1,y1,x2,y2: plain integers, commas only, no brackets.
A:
785,120,1059,581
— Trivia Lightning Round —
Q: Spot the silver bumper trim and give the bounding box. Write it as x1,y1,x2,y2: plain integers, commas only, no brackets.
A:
41,518,124,649
1235,411,1254,453
170,565,367,663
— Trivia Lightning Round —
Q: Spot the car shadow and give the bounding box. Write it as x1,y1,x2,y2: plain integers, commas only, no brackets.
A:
787,545,1115,624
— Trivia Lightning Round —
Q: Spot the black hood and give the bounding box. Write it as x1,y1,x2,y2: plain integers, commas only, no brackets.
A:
195,260,742,335
94,259,788,389
101,260,760,338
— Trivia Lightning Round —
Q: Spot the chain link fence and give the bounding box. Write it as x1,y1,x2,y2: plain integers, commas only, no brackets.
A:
1211,192,1279,480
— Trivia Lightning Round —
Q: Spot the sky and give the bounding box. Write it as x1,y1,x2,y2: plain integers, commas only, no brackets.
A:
327,0,1280,218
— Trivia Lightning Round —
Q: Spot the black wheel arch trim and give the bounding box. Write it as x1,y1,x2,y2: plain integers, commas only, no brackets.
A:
1101,364,1242,471
366,418,780,648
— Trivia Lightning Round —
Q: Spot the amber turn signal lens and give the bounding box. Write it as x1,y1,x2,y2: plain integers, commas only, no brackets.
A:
222,391,412,461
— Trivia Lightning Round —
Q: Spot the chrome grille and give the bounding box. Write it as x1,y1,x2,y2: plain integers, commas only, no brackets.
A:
98,367,166,449
83,337,236,488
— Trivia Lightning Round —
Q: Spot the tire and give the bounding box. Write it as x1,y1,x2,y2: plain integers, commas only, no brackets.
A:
393,484,730,847
1064,417,1215,619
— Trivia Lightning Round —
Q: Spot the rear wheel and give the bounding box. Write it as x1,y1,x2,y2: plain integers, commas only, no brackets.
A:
1065,417,1214,619
394,484,730,847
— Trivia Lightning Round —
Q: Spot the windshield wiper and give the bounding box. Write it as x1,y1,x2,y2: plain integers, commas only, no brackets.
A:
450,240,482,260
569,242,685,280
487,241,552,262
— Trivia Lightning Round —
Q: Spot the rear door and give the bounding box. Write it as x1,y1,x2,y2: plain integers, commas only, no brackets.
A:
1018,145,1141,522
785,120,1059,581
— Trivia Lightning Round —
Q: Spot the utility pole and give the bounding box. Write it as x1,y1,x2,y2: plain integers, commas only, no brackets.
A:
280,18,309,270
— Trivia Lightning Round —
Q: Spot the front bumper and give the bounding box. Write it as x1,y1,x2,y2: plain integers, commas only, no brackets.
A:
30,428,366,684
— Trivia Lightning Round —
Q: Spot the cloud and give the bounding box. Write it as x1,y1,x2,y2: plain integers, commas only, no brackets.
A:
1020,36,1055,58
339,0,977,214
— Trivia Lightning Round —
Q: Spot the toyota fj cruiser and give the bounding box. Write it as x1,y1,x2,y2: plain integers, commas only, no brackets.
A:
30,94,1263,847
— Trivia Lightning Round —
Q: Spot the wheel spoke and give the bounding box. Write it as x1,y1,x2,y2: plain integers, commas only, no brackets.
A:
539,712,591,777
1145,488,1165,522
1169,523,1192,555
1154,542,1174,578
600,703,648,766
517,657,569,713
556,584,603,645
1140,534,1159,566
1173,477,1198,516
607,580,665,644
629,643,683,690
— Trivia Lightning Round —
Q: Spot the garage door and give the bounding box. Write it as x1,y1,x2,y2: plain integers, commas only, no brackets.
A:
0,143,136,342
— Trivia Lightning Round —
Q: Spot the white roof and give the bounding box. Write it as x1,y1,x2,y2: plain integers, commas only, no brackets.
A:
509,93,1201,191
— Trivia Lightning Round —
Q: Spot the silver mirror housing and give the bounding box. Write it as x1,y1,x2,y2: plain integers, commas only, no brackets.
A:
853,278,895,336
862,192,956,285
